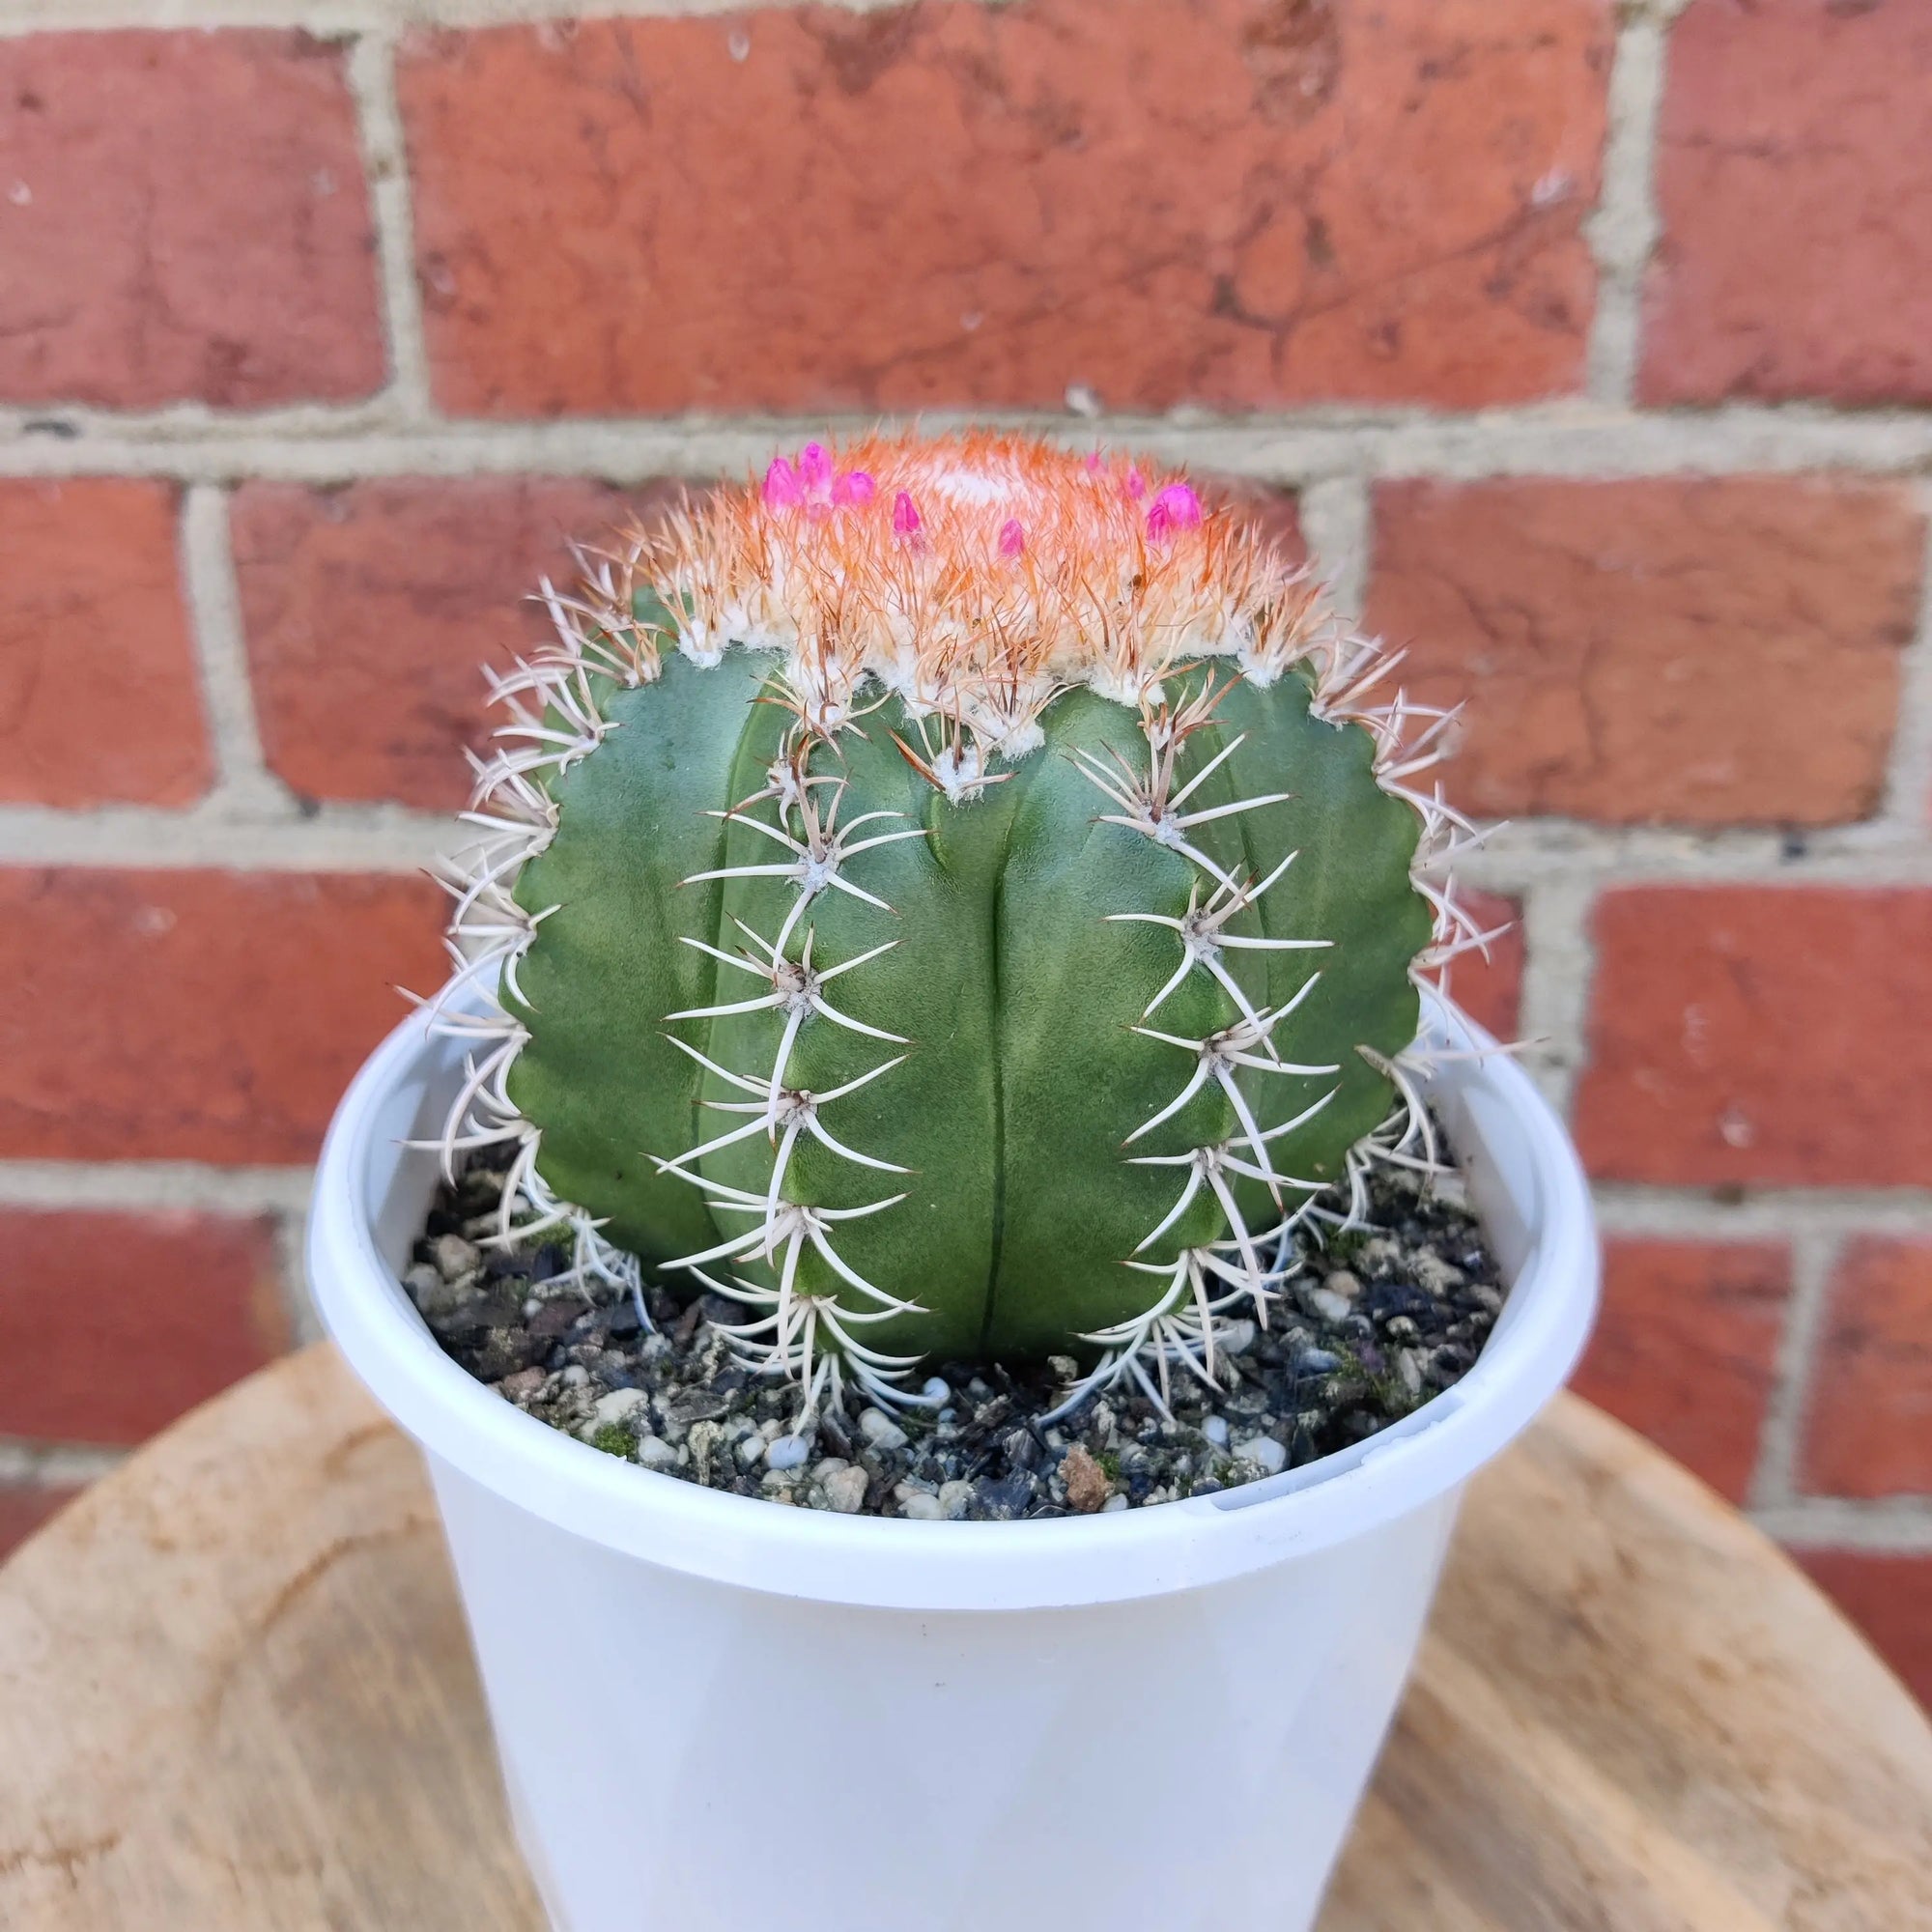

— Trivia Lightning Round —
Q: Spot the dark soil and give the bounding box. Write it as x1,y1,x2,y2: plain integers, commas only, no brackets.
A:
410,1150,1507,1520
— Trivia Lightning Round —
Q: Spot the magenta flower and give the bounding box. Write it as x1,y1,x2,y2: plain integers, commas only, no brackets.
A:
766,441,875,518
797,442,834,491
893,491,922,538
998,518,1027,559
1146,482,1204,542
762,457,804,510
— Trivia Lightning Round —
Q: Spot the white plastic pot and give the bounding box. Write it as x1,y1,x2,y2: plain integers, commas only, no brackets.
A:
310,997,1597,1932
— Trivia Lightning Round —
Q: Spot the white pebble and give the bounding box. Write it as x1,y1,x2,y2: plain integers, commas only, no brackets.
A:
735,1434,766,1469
759,1418,784,1441
403,1262,461,1318
899,1492,945,1521
858,1407,909,1451
433,1233,481,1281
1236,1435,1287,1474
1311,1289,1352,1323
636,1435,678,1470
591,1387,646,1427
560,1364,589,1387
1100,1492,1130,1513
811,1456,850,1480
1202,1415,1231,1447
1322,1269,1361,1302
766,1434,811,1471
821,1465,868,1513
938,1479,974,1520
1398,1350,1424,1397
919,1377,951,1406
1218,1319,1258,1356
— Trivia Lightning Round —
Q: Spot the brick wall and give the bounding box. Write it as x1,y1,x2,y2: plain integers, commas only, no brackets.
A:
1,0,1927,1708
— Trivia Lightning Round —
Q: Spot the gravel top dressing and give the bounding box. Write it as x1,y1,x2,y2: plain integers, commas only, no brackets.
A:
411,1147,1508,1520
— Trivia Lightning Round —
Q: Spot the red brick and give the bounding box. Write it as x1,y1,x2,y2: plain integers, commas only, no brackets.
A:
1800,1238,1932,1500
1792,1550,1932,1714
1427,887,1523,1043
1643,0,1932,406
1575,888,1932,1188
233,477,691,810
0,1208,286,1447
1364,478,1923,828
0,479,209,808
0,869,444,1165
0,32,383,408
1571,1238,1788,1505
400,0,1610,416
0,1485,81,1565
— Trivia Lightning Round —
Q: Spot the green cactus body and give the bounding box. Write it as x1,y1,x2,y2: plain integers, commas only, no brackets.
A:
434,435,1471,1408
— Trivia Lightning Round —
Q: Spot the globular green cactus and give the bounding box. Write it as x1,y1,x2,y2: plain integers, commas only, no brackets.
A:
430,434,1486,1414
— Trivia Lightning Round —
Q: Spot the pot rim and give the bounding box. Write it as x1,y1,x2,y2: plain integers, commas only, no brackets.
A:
308,993,1599,1611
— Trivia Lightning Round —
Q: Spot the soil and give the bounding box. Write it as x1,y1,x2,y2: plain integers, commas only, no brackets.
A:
410,1149,1507,1520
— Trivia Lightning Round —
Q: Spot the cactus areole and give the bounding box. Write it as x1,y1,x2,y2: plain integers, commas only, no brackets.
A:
431,435,1487,1416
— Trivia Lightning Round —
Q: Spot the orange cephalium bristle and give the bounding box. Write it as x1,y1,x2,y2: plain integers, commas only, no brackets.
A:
579,433,1324,761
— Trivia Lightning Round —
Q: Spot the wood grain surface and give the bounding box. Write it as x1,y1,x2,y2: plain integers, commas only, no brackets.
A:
1,1346,1926,1929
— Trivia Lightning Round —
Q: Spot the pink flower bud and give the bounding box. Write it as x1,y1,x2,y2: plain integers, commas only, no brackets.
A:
893,491,922,537
797,442,834,490
762,457,803,510
1122,466,1147,501
1146,482,1204,541
998,518,1027,559
832,469,876,507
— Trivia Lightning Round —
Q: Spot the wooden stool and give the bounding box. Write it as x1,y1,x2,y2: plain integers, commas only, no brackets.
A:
1,1344,1927,1928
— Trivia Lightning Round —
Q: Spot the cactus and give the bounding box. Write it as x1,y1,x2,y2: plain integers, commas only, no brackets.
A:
428,434,1489,1415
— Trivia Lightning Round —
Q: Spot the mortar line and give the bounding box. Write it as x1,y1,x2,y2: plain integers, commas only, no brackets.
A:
0,800,450,871
1510,871,1598,1118
347,26,434,422
0,0,1003,32
0,1160,316,1214
1582,9,1666,405
7,796,1932,881
0,1440,128,1488
1750,1499,1932,1557
1592,1186,1932,1237
7,409,1932,489
1296,476,1373,621
1879,481,1932,832
1747,1224,1842,1513
273,1207,327,1348
180,484,303,817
